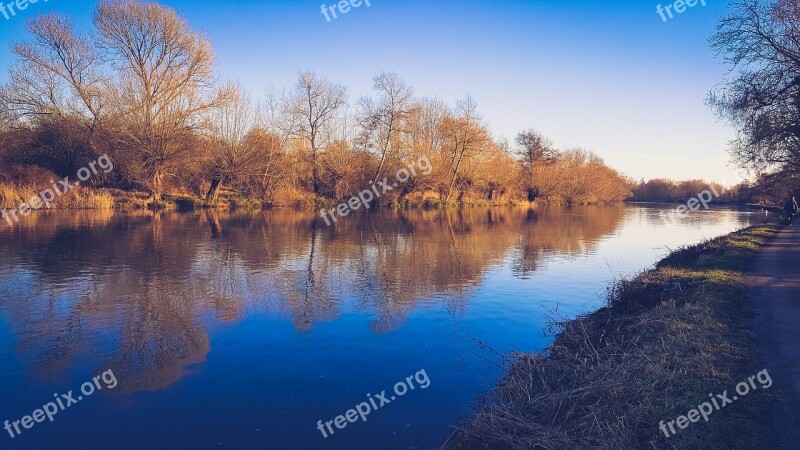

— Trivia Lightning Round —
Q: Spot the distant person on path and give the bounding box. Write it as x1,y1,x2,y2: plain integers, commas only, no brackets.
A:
785,196,799,225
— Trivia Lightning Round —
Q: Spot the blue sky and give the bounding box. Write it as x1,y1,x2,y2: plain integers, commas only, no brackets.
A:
0,0,742,183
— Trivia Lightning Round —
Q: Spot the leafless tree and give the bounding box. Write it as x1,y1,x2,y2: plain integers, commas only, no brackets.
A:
205,84,263,201
410,97,447,156
359,72,414,182
94,0,229,201
259,88,301,198
515,130,557,200
440,95,490,200
293,71,346,195
516,130,557,168
4,14,105,150
710,0,800,177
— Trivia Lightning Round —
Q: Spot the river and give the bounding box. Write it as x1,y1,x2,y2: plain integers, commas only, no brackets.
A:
0,204,770,449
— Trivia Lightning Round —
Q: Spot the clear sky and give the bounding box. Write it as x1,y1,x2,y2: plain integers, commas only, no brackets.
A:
0,0,744,184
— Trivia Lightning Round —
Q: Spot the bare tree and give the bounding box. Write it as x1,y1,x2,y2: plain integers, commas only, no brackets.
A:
94,0,228,201
259,88,301,199
4,14,105,150
515,129,557,200
410,97,447,156
205,84,263,201
440,95,490,200
710,0,800,177
359,72,414,182
516,130,556,168
293,71,346,195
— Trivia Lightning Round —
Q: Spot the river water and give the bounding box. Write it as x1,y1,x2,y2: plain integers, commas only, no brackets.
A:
0,204,769,449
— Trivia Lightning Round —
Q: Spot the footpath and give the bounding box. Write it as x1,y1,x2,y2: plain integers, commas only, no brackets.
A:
751,224,800,447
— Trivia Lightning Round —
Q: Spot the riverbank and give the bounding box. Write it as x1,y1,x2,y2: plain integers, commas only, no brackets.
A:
0,183,527,212
445,221,784,449
5,184,775,213
5,184,735,212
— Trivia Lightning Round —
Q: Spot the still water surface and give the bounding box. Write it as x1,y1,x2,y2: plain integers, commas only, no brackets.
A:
0,205,768,449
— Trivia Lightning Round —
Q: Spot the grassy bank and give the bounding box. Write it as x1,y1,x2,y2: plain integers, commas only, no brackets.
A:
445,221,782,449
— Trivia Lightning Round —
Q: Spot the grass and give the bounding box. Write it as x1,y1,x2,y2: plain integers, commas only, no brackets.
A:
0,183,40,209
444,221,783,450
1,183,115,210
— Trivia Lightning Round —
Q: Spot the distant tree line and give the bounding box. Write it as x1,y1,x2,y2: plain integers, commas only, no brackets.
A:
630,179,738,203
629,176,800,205
0,1,631,208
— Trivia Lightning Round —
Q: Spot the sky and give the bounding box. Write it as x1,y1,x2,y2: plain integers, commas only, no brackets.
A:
0,0,746,184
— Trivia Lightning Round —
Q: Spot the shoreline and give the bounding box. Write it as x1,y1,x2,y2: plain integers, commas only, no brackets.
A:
1,185,782,213
0,185,615,212
445,221,783,449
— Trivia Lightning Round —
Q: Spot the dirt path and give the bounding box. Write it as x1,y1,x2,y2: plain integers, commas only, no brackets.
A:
751,224,800,447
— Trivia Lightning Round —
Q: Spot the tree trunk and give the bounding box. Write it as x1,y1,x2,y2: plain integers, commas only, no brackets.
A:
312,148,320,195
373,126,393,184
448,159,463,200
206,178,223,202
151,168,164,203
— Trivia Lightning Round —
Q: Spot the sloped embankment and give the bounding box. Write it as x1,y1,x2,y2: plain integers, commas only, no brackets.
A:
445,222,782,449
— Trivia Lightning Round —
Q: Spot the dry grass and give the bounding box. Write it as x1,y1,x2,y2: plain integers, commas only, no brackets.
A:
445,222,782,450
59,187,115,209
0,183,40,209
105,188,154,210
0,165,116,211
0,183,115,210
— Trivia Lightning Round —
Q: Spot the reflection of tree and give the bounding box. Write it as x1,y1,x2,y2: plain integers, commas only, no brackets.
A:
106,276,210,392
512,204,628,278
0,205,626,391
0,211,213,392
283,218,339,332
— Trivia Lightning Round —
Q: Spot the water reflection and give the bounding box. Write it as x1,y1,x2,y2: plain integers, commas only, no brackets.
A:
0,206,628,392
